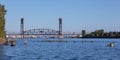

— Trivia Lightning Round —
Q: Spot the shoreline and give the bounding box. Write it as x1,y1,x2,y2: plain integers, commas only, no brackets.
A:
0,38,7,44
81,37,120,39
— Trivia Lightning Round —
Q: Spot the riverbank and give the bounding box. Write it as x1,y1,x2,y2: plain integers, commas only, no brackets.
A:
0,38,7,44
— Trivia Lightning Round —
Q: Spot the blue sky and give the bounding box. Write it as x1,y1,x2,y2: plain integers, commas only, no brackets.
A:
1,0,120,33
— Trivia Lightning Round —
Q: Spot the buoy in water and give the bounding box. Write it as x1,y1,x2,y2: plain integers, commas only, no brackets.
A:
90,41,93,43
109,43,114,47
24,40,28,45
11,41,16,46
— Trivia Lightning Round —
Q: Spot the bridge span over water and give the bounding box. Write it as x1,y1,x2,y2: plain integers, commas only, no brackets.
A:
7,28,81,38
7,18,81,38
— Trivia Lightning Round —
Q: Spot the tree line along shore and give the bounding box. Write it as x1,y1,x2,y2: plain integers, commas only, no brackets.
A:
82,29,120,38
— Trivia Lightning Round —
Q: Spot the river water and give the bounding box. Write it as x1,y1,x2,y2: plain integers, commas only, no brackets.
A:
0,38,120,60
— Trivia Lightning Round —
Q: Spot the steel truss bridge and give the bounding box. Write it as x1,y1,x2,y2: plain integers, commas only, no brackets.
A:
7,28,81,38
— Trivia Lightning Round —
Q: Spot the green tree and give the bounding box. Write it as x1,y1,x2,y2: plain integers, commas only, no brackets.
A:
0,5,6,38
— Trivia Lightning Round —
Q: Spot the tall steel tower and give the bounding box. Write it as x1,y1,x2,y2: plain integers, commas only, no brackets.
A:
20,18,24,36
59,18,62,35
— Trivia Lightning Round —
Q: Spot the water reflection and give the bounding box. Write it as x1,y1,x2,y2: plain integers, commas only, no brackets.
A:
0,45,6,60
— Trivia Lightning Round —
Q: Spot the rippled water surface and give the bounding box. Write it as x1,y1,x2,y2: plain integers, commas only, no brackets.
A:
1,38,120,60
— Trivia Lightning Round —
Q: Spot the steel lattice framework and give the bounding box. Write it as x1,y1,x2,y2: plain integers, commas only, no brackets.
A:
24,28,59,35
